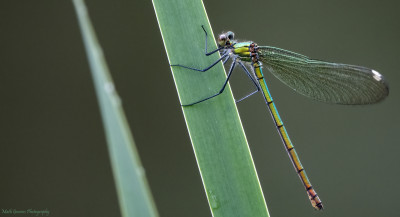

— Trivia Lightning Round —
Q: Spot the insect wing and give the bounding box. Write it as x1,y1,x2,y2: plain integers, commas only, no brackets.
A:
258,46,389,104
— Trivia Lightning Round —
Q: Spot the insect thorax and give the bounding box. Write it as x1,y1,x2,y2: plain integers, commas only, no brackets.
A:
232,42,259,63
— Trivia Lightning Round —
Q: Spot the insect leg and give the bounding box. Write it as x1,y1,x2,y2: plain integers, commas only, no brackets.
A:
182,57,237,106
171,53,229,72
235,61,260,103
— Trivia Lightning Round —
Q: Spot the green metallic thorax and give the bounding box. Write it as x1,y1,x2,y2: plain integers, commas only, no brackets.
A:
232,42,253,62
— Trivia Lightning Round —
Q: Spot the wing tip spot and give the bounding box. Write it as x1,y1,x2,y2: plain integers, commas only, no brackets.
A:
371,69,383,81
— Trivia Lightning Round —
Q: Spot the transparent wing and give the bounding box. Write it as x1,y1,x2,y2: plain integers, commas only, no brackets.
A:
258,46,389,104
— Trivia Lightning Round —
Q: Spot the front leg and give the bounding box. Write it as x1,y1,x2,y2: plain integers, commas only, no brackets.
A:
201,25,224,56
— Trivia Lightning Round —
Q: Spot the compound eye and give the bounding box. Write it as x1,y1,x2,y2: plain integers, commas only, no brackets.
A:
227,31,235,40
217,34,227,46
219,34,227,41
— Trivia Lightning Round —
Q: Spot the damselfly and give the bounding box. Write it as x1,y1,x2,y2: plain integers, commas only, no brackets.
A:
171,26,389,210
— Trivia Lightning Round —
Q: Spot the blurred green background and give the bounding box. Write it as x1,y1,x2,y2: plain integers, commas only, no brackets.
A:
1,0,399,217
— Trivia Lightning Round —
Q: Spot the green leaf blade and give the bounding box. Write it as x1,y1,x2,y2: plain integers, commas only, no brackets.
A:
153,0,270,216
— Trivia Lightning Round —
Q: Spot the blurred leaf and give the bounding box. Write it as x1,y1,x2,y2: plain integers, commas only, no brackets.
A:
73,0,159,216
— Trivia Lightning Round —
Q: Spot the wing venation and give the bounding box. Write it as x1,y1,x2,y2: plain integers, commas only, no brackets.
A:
258,46,389,104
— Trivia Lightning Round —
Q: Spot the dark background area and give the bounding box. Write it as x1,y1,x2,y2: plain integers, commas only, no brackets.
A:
1,0,399,217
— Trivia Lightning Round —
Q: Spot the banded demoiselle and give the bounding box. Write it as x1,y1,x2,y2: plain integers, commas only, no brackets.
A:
171,26,389,210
